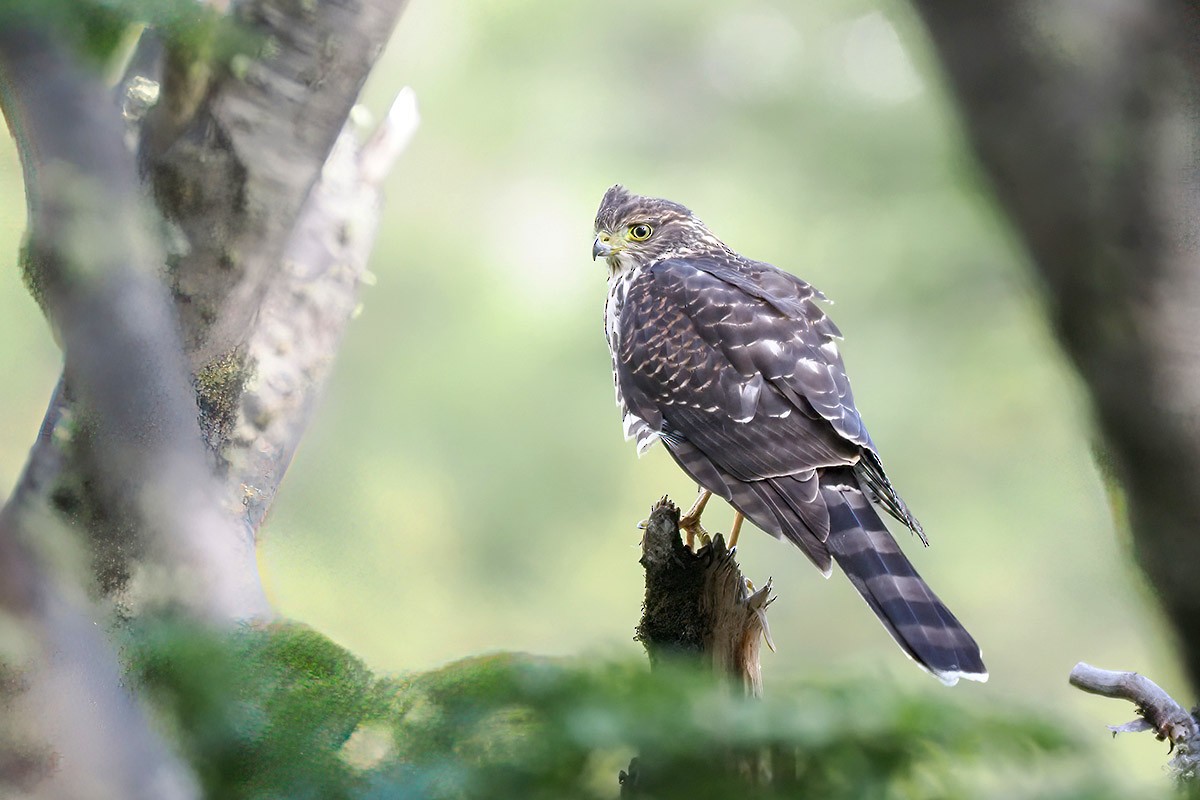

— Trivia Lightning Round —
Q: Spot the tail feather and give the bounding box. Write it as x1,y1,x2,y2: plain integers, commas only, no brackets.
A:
662,438,985,684
821,471,987,685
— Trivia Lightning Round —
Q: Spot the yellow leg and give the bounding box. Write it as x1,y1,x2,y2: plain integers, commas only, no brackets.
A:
679,489,712,550
679,489,711,528
728,512,744,549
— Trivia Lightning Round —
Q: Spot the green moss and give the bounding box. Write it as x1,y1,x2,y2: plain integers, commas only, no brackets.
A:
128,619,390,800
17,240,49,320
121,621,1134,800
194,348,252,451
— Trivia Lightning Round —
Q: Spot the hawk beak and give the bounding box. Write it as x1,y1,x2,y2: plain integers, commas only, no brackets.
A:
592,236,613,261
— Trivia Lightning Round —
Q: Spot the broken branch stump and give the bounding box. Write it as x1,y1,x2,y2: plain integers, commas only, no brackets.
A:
620,496,775,795
635,496,774,696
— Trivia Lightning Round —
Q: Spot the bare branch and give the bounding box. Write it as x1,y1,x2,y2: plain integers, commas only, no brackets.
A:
360,87,420,184
1069,662,1200,781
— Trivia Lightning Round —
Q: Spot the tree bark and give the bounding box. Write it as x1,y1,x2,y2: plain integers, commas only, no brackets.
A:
4,0,410,610
0,2,413,795
622,498,775,795
142,0,407,371
0,22,267,622
636,498,774,696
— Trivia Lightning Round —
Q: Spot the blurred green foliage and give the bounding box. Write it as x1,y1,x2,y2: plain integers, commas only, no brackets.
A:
126,622,1137,800
0,0,238,66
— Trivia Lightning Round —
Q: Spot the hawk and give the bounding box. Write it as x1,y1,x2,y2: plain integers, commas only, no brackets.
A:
593,185,986,685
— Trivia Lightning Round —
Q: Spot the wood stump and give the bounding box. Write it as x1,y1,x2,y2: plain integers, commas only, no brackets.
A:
621,496,776,795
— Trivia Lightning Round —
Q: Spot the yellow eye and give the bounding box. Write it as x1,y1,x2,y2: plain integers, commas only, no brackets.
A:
628,223,653,242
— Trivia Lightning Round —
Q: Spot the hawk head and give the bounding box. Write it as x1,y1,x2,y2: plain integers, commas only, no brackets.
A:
592,185,726,276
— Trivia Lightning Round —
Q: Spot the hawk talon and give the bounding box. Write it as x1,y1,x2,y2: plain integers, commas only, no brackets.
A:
678,489,712,530
678,488,713,551
682,521,712,551
728,512,744,549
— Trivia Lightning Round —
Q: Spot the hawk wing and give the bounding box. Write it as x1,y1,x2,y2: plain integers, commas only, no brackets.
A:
615,256,912,562
684,255,923,537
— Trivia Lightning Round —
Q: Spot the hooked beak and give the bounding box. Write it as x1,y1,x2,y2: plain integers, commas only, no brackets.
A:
593,234,625,261
592,236,612,261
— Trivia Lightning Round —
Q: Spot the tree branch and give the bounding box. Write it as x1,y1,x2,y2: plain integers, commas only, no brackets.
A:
1070,662,1200,781
0,524,201,800
229,88,419,535
0,5,412,796
143,0,409,371
6,0,412,609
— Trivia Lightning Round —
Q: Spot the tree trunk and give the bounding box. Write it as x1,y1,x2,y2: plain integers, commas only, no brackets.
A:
909,0,1200,690
0,2,413,795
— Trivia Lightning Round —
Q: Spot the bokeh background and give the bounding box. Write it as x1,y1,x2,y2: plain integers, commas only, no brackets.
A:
0,0,1180,792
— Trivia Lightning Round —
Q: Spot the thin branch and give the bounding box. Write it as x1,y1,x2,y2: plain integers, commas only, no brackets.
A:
1069,662,1200,781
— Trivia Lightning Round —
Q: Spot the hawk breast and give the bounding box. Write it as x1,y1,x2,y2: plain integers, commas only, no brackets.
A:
605,268,660,454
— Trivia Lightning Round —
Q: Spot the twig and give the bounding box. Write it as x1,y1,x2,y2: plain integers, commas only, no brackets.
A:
1069,662,1200,782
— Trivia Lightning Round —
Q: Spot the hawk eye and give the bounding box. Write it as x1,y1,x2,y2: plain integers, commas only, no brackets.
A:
628,223,653,242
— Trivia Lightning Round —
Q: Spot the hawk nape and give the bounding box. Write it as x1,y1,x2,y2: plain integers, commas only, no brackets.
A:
593,185,986,686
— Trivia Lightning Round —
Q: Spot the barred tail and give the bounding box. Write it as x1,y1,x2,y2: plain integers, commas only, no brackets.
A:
662,439,987,684
821,471,987,685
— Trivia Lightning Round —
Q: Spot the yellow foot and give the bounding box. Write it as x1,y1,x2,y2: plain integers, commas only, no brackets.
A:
690,526,712,549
